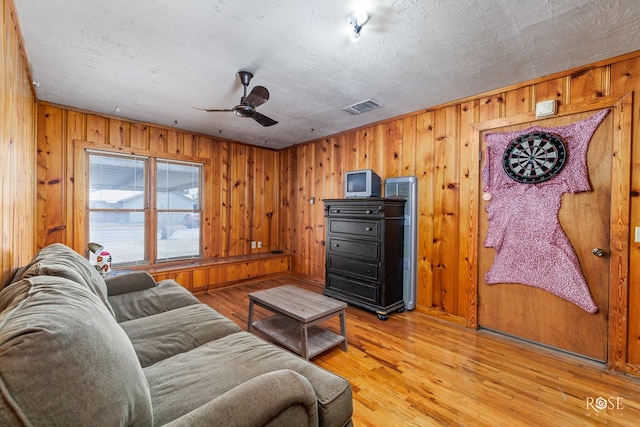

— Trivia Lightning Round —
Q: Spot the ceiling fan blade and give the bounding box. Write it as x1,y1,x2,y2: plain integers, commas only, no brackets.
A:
193,107,234,112
243,85,269,108
251,111,278,127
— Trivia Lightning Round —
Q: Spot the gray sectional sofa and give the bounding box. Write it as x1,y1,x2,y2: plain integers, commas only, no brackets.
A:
0,243,353,426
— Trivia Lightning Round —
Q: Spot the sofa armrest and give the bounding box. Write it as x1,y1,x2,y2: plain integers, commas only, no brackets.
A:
164,369,318,427
105,272,157,296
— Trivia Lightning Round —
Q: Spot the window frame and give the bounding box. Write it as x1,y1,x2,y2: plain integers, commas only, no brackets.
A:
154,158,204,262
83,145,207,267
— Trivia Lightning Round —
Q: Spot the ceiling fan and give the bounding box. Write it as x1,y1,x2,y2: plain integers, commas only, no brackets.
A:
196,71,278,127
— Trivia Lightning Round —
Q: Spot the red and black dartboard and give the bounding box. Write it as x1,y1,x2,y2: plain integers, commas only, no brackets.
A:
501,131,567,184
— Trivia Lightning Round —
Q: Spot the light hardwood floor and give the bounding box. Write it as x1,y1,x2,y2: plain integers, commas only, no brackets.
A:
196,276,640,426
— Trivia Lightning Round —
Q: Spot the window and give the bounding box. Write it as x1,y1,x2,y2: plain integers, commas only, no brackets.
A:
156,160,202,261
87,151,202,265
88,152,147,264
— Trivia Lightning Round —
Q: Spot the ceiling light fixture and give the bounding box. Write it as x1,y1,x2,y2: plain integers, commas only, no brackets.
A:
347,10,370,42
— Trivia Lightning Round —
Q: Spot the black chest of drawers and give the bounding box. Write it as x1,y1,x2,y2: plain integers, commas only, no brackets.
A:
323,198,405,320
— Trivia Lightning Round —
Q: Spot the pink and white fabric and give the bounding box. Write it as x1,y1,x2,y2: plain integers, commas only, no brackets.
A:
481,109,609,313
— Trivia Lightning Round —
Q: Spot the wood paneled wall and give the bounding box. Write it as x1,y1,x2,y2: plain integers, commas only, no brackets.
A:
280,52,640,369
36,103,285,290
0,0,36,286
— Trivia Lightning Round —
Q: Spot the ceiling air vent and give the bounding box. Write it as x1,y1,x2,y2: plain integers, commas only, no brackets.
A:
342,98,382,115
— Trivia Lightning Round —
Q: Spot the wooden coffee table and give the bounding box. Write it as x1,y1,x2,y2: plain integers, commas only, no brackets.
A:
248,285,348,360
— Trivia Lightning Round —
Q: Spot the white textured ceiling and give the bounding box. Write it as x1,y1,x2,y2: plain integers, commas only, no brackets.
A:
13,0,640,149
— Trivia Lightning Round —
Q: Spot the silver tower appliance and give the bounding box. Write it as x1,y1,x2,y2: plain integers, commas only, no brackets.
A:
384,176,417,310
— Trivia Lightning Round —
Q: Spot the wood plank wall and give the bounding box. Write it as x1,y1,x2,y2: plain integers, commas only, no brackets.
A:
36,103,287,290
280,51,640,369
0,0,36,286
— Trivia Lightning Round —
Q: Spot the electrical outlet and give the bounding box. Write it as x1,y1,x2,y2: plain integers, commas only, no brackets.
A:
251,241,257,249
258,241,262,248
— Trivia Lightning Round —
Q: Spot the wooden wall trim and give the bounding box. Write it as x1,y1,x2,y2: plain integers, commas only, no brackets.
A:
2,0,37,285
73,139,212,164
6,0,36,100
609,92,633,371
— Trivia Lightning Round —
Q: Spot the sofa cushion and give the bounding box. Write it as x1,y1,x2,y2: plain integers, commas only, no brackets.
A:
120,303,241,367
13,243,115,317
144,331,352,426
164,370,318,427
0,276,153,426
109,279,201,322
0,279,31,312
105,271,158,296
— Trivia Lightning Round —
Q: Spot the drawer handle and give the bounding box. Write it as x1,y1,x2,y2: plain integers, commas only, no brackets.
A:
331,209,340,213
365,227,372,231
333,243,340,247
365,210,372,214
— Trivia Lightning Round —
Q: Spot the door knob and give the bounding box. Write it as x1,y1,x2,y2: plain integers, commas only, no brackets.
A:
592,248,607,257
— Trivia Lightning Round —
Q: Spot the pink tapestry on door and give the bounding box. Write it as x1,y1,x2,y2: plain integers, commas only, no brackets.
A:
481,109,609,313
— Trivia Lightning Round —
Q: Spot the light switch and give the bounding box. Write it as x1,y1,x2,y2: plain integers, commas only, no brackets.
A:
635,227,640,243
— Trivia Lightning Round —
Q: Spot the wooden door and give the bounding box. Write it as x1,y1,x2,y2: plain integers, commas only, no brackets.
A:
478,110,612,361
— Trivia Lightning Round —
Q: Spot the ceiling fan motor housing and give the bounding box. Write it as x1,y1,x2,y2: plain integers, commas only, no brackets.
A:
234,104,254,117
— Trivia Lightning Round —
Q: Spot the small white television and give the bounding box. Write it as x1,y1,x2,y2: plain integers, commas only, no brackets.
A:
344,169,381,198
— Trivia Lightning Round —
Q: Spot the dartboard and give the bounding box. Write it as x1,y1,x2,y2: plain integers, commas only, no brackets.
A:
502,131,567,183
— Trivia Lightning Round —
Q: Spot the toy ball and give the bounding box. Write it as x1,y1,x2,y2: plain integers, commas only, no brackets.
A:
95,250,112,275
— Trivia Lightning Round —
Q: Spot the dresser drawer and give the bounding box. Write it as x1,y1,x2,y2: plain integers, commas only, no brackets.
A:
327,274,378,304
327,237,379,260
328,254,379,281
329,219,380,239
326,204,382,218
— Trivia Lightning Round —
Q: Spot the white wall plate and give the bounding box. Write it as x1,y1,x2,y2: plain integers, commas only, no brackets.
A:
535,100,558,118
